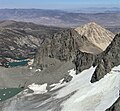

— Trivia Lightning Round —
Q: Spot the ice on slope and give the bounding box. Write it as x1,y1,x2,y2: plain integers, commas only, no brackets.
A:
50,78,66,91
51,66,120,111
55,67,96,99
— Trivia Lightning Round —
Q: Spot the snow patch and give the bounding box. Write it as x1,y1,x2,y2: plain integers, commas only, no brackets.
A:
28,83,48,94
29,67,32,70
35,69,41,72
3,94,6,96
68,69,76,77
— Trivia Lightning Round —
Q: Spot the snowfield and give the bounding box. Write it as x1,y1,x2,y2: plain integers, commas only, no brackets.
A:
49,66,120,111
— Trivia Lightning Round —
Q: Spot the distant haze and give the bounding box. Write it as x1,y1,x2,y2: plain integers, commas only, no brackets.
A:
0,0,120,9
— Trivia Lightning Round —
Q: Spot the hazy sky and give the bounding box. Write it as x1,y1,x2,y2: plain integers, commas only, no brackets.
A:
0,0,120,9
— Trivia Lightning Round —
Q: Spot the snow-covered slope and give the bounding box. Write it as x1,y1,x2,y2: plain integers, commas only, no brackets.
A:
49,66,120,111
75,22,115,50
57,66,120,111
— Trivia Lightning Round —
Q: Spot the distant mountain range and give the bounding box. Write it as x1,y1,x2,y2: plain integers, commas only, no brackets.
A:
0,9,120,28
65,7,120,13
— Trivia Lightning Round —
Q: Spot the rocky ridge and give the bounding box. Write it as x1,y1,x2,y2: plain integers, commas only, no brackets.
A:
34,22,115,70
0,21,62,59
33,28,102,69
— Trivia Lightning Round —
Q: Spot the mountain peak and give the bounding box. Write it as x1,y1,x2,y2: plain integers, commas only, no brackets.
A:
75,22,115,50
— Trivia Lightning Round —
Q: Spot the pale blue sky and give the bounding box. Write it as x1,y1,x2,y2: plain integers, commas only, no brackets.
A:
0,0,120,9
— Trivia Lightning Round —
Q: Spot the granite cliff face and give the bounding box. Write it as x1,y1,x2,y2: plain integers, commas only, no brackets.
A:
73,50,95,74
33,29,102,69
91,34,120,82
75,22,115,50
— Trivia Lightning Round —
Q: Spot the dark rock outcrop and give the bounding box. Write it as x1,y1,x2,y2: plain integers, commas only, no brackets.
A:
91,34,120,82
73,50,95,74
106,98,120,111
33,29,101,69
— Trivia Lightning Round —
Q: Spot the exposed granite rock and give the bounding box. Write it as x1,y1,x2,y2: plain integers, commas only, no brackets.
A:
91,34,120,82
33,29,101,69
75,22,115,50
0,21,103,60
73,50,95,74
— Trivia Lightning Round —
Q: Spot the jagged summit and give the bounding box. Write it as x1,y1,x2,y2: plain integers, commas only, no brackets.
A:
75,22,115,50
